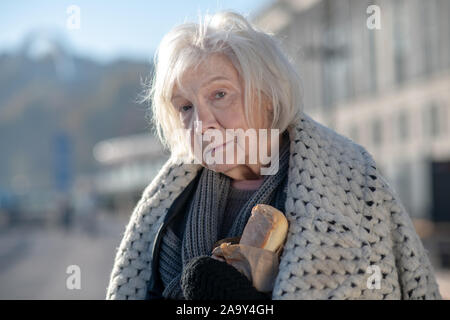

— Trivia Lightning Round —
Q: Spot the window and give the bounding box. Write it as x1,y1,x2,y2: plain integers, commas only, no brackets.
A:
393,0,407,85
368,26,378,94
421,0,432,76
397,110,409,142
372,118,383,146
423,101,441,138
430,103,440,137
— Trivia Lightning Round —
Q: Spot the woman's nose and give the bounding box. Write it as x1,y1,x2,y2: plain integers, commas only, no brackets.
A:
193,103,220,133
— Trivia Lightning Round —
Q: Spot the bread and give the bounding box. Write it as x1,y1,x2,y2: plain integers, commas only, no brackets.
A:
239,204,288,252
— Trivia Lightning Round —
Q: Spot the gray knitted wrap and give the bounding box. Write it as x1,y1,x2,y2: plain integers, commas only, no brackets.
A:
106,112,442,300
220,187,258,238
158,140,290,299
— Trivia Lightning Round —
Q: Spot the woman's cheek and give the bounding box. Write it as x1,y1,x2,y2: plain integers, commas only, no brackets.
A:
216,97,247,129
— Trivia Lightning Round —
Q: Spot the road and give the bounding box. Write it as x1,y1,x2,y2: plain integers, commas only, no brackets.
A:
0,212,449,299
0,212,127,299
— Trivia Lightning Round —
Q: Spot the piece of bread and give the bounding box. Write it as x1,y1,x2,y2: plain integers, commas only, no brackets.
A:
239,204,288,252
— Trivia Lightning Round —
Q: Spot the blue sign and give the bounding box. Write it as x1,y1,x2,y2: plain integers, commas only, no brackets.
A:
53,132,73,192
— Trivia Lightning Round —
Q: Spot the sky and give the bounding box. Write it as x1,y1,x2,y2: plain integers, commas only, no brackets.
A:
0,0,273,63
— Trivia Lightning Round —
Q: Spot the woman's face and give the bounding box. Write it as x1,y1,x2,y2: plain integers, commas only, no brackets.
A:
171,53,273,180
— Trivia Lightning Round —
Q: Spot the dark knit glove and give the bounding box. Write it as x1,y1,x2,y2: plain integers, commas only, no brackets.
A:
181,255,272,300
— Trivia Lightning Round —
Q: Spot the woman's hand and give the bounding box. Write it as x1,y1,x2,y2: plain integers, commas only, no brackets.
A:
211,254,226,262
181,255,271,300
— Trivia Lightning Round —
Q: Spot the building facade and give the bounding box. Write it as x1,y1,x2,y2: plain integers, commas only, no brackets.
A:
92,133,169,215
253,0,450,221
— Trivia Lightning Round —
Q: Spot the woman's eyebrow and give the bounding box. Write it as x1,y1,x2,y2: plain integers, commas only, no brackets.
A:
204,75,230,84
171,76,233,101
200,76,233,89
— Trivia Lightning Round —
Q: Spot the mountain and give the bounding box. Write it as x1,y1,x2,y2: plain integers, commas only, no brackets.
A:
0,33,154,194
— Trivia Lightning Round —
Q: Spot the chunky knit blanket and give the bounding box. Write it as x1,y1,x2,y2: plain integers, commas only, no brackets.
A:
106,111,442,300
159,139,289,299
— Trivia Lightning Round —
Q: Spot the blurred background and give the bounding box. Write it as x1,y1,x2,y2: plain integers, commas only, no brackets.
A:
0,0,448,299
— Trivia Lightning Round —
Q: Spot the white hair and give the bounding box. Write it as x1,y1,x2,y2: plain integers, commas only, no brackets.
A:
144,10,303,157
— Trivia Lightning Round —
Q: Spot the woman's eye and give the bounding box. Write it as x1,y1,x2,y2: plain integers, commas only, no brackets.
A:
180,105,192,112
215,91,226,99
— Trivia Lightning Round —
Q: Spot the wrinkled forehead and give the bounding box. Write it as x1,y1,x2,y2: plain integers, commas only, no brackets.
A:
169,51,241,100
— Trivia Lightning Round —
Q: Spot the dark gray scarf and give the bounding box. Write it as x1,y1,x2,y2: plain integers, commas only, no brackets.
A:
159,138,290,299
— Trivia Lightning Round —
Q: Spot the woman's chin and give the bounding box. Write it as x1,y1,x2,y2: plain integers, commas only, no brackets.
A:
203,162,238,174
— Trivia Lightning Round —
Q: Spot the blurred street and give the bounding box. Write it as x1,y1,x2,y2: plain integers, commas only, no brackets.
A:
1,0,450,301
0,212,449,299
0,212,128,299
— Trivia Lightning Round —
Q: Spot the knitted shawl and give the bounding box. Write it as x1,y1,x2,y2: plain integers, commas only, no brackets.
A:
159,139,290,299
106,111,442,300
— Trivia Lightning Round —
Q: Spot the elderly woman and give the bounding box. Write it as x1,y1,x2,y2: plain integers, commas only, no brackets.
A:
106,11,442,300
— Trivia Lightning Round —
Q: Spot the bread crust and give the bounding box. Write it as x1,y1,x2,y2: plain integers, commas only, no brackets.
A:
239,204,288,252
